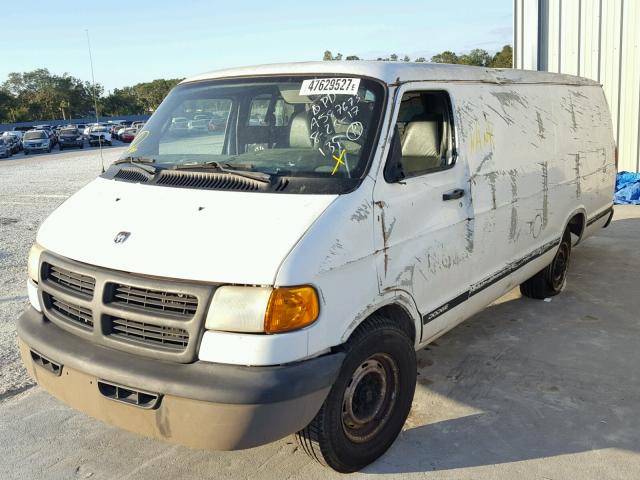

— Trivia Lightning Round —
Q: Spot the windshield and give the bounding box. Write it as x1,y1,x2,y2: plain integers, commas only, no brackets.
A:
118,76,385,183
92,127,108,133
24,131,46,140
61,128,78,135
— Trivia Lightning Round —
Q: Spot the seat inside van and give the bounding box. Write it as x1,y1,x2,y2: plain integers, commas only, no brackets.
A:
396,91,453,176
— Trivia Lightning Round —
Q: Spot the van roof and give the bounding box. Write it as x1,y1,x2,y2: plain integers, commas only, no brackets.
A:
183,61,599,87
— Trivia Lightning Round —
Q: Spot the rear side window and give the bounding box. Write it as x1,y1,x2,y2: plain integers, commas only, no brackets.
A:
392,91,456,178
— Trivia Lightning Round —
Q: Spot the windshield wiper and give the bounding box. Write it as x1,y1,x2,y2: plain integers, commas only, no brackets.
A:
113,156,157,174
172,161,271,183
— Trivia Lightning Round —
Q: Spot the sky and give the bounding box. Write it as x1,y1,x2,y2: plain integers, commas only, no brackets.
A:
0,0,512,92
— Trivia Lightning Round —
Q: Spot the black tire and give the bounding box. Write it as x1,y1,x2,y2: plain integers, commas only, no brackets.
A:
296,314,416,473
80,143,84,149
520,230,572,299
59,146,63,151
24,150,28,155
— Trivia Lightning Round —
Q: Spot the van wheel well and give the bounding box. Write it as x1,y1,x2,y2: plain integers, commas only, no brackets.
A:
349,304,416,344
568,213,586,243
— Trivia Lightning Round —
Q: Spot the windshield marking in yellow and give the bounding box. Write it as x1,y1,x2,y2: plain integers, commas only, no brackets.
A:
331,149,346,175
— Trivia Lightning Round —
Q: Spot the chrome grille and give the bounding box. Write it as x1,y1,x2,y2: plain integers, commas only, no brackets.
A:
110,284,198,317
45,263,95,297
108,317,189,351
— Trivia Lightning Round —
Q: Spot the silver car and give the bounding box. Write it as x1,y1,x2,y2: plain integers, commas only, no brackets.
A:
0,138,10,158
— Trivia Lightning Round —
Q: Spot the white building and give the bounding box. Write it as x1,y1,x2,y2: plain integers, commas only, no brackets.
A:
514,0,640,172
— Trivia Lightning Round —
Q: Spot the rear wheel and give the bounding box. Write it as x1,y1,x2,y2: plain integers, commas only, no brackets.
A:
520,230,572,299
296,314,416,473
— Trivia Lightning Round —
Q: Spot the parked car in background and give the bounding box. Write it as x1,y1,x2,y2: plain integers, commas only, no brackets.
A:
6,130,24,142
4,134,22,154
58,127,84,150
88,126,112,146
0,138,10,158
170,117,188,130
119,127,137,143
131,121,145,130
22,130,51,154
187,118,209,131
75,124,87,133
110,124,125,139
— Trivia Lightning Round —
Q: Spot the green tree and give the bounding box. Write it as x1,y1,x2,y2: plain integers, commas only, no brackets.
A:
414,57,426,63
389,53,399,62
2,69,97,121
430,51,459,64
323,50,333,61
459,49,492,67
345,55,360,60
489,45,513,68
402,55,410,62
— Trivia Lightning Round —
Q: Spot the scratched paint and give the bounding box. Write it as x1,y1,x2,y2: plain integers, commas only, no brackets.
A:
536,111,546,139
508,169,519,242
468,124,495,154
350,201,371,222
573,153,582,198
540,161,549,229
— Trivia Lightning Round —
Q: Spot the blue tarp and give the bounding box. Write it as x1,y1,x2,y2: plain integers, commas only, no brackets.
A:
614,172,640,205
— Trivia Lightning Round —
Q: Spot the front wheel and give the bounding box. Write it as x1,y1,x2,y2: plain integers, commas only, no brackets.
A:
520,230,572,299
296,314,416,472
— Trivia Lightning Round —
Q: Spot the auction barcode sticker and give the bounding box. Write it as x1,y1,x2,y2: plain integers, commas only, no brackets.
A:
299,78,360,96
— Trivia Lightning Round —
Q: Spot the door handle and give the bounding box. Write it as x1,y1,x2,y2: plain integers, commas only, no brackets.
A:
442,188,465,201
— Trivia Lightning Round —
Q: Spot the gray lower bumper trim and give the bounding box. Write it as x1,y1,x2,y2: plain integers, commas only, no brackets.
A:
18,307,344,405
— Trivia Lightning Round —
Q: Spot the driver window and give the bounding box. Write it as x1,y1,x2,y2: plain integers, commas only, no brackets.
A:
394,91,455,177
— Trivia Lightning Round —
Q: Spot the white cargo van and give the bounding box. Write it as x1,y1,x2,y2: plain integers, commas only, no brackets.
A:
18,62,615,472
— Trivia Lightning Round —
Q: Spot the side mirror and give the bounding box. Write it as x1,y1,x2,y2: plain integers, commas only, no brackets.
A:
383,126,405,183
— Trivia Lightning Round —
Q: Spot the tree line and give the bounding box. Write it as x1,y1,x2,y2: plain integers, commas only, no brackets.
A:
0,68,182,124
322,45,513,68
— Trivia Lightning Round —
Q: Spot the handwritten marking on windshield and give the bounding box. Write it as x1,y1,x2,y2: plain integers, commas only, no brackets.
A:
331,149,346,175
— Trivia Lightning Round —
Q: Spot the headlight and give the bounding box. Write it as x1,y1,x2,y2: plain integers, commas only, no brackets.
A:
28,243,44,282
205,285,319,334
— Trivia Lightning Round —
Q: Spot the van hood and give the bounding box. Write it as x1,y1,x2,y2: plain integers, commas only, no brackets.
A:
37,177,337,285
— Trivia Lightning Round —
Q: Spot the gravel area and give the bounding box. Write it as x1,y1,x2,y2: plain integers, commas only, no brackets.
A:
0,145,125,399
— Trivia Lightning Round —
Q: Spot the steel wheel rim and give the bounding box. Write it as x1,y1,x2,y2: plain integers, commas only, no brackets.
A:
551,242,569,289
341,353,399,443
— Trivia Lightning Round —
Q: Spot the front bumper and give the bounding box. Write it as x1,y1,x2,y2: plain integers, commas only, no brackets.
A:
60,140,83,147
18,307,343,450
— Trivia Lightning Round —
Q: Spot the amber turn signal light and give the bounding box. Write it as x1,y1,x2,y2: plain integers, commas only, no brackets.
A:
264,286,319,333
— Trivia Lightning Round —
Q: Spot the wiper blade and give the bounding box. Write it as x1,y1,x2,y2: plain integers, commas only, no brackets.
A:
172,161,271,183
113,156,157,174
